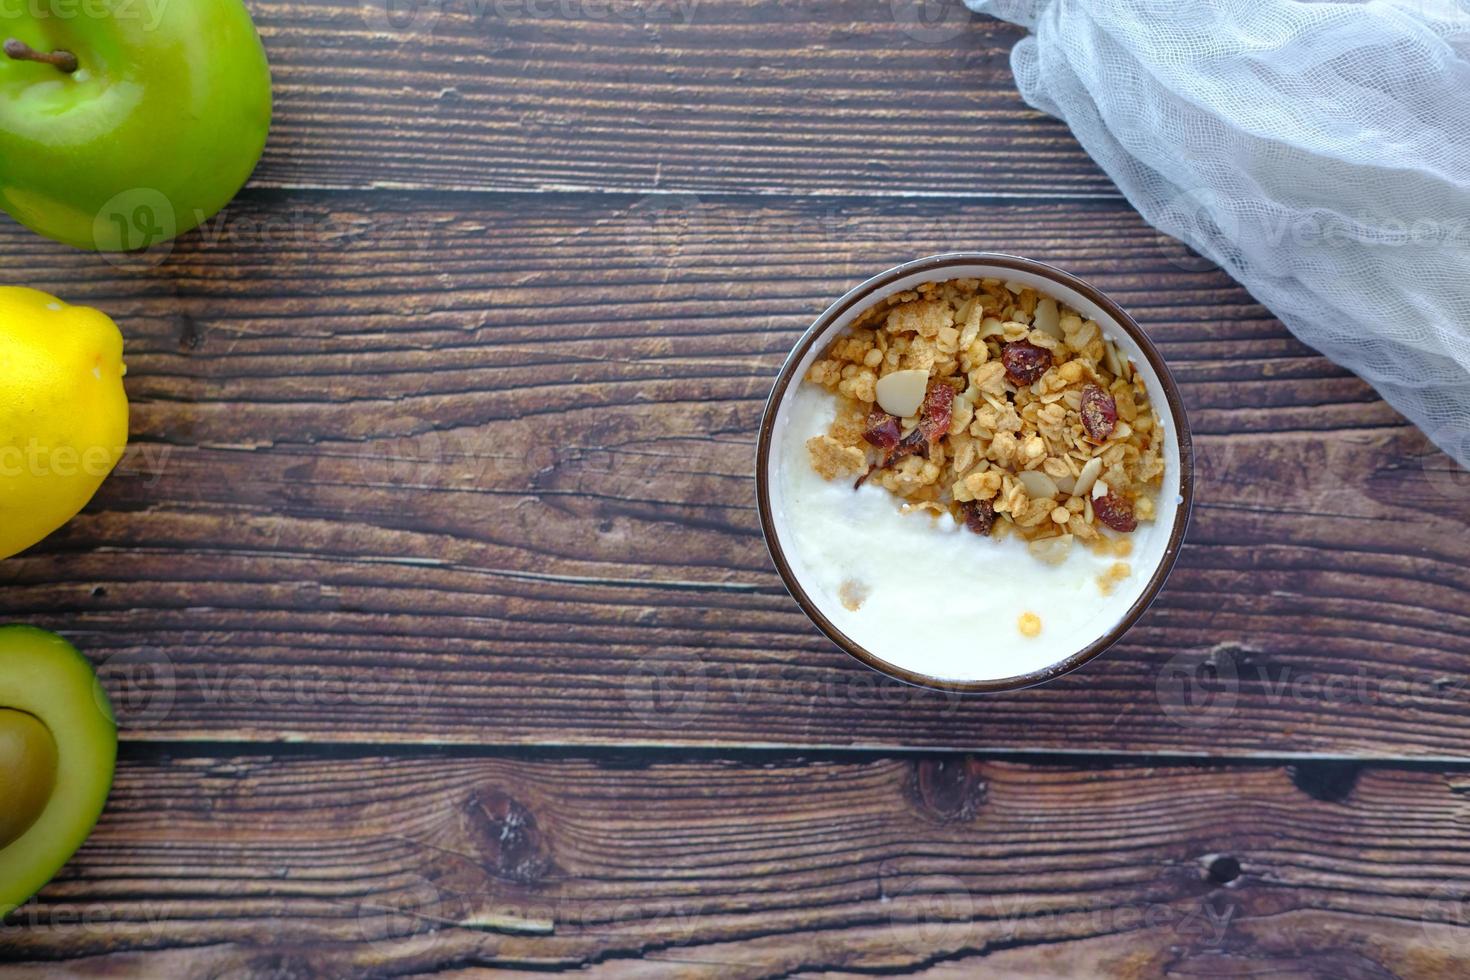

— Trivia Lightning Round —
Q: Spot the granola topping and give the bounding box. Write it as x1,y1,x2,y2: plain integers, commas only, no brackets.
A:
802,277,1166,567
1018,612,1042,638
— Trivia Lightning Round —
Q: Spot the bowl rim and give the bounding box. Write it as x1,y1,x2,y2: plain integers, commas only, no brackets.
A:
755,251,1195,693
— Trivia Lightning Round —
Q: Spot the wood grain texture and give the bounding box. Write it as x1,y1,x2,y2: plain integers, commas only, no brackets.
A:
3,751,1470,976
0,192,1464,756
246,0,1115,197
6,2,1462,976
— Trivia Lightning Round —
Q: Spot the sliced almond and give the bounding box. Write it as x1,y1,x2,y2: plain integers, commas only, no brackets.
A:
1032,298,1063,340
1092,478,1111,501
1103,340,1125,379
1054,474,1077,495
978,316,1006,339
874,369,929,418
1041,456,1072,479
1072,456,1104,499
1017,469,1059,500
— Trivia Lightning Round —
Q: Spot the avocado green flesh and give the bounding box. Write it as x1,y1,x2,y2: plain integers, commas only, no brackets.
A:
0,709,58,849
0,626,116,916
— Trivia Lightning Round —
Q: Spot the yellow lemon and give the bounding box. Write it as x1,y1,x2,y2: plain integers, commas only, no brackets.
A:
0,288,129,560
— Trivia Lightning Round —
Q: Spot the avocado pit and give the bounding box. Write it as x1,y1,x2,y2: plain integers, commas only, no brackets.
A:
0,708,58,850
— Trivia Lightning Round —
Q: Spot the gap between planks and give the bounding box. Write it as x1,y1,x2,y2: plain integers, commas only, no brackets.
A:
232,183,1129,207
114,737,1470,769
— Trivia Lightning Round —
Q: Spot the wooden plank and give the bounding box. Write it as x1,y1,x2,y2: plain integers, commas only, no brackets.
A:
2,752,1469,975
0,192,1465,756
244,0,1115,197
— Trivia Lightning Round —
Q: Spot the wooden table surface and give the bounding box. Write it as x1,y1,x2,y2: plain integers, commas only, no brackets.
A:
3,1,1470,976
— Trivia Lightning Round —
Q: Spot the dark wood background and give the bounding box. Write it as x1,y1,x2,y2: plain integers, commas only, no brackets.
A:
3,0,1469,975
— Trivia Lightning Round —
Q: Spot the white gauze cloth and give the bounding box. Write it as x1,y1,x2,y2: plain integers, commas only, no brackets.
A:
966,0,1470,468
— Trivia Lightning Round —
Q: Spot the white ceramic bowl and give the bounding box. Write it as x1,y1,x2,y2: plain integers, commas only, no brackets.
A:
757,253,1194,692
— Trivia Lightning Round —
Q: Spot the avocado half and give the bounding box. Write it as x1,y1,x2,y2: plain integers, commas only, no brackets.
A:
0,626,117,915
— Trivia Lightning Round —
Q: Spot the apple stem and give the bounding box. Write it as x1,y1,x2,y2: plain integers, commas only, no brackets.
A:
3,38,78,74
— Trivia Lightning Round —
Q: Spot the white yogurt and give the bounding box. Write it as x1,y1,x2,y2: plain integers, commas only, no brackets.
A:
770,384,1172,683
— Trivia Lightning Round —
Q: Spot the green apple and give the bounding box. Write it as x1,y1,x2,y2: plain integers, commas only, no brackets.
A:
0,0,272,252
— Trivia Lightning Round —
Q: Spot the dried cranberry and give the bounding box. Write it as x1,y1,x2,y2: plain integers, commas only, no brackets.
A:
917,381,955,443
855,428,913,489
1093,491,1137,532
862,410,902,451
854,382,955,489
960,499,996,536
1001,341,1052,387
1080,385,1118,442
